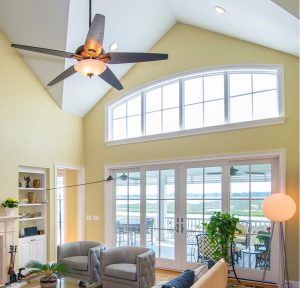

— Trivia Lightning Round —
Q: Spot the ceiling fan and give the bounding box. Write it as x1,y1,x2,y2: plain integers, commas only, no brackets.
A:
207,167,266,176
11,5,168,90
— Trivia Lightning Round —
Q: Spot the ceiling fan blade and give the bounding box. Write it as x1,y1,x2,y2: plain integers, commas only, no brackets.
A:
99,67,123,90
84,14,105,55
105,52,168,64
47,65,76,86
11,44,74,58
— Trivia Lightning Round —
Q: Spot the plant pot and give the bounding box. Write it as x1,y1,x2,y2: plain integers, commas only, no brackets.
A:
5,208,15,217
40,276,57,288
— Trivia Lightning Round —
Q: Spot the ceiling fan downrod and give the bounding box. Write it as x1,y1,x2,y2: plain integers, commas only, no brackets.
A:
89,0,92,28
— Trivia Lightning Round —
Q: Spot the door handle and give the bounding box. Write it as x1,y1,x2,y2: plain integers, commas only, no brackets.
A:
181,223,184,233
175,223,179,233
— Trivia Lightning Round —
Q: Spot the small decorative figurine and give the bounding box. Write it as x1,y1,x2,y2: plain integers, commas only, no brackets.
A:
24,176,31,188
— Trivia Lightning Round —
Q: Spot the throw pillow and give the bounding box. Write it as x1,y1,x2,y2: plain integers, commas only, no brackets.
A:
193,263,208,283
162,270,194,288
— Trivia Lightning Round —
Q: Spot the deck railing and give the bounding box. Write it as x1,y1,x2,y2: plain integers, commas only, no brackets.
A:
116,215,271,241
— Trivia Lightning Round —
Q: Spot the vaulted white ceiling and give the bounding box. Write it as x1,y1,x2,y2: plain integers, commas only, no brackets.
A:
0,0,298,117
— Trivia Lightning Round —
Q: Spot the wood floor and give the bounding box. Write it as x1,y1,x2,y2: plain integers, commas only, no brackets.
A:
155,268,180,282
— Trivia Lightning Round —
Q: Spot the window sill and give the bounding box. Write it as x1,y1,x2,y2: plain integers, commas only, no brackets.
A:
105,116,285,146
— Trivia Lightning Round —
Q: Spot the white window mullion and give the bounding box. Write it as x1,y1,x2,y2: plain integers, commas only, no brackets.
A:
224,72,229,123
202,77,205,126
141,91,145,136
251,74,254,119
179,79,184,130
160,87,163,133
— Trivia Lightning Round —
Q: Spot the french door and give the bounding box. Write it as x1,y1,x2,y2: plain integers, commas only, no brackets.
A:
109,157,279,283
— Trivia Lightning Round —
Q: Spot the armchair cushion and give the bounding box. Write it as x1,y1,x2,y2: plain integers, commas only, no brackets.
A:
62,256,88,271
105,263,137,281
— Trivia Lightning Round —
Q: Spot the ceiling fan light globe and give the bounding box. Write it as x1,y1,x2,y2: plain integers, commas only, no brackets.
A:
74,59,106,77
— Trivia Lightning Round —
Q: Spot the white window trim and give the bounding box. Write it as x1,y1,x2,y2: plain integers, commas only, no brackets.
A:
105,64,284,146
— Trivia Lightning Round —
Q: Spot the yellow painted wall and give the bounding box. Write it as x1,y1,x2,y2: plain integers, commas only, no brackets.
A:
0,29,84,262
65,169,78,243
83,23,299,280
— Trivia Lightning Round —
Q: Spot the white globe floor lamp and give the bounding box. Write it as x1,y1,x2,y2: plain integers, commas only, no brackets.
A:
262,193,296,288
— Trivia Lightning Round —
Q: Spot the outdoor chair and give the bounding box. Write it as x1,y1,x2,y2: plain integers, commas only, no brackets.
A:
196,233,217,266
255,251,270,270
233,221,250,263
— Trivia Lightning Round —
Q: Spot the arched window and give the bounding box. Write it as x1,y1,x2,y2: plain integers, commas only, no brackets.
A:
106,65,283,144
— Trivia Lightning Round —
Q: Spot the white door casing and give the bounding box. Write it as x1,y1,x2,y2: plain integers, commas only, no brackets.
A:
105,150,285,285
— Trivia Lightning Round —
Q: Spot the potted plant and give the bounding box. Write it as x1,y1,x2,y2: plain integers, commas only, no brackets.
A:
26,261,70,288
1,198,19,216
204,212,241,263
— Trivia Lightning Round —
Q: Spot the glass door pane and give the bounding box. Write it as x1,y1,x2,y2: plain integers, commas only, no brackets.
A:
146,169,176,262
185,166,222,264
230,163,273,278
115,172,141,247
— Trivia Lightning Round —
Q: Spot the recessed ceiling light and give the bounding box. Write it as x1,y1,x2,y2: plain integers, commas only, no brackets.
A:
215,6,226,15
109,42,118,52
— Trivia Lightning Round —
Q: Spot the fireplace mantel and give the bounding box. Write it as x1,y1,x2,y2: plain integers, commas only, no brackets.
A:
0,216,19,221
0,215,18,286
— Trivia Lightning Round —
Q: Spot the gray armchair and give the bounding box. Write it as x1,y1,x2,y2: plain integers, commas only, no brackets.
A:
57,241,106,283
100,246,155,288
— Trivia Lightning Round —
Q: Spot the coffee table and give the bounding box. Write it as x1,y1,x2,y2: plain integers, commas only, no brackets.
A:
5,276,99,288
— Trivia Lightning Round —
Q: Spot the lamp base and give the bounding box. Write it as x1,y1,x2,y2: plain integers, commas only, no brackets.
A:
261,222,290,288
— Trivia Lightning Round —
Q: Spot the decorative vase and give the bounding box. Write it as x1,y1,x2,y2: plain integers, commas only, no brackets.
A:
33,179,41,188
5,208,15,217
28,192,36,204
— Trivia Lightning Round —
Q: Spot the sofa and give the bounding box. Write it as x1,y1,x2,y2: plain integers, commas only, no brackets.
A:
191,259,227,288
57,240,106,283
153,259,228,288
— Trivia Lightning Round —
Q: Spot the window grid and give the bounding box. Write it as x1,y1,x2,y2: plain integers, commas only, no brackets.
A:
109,67,281,141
